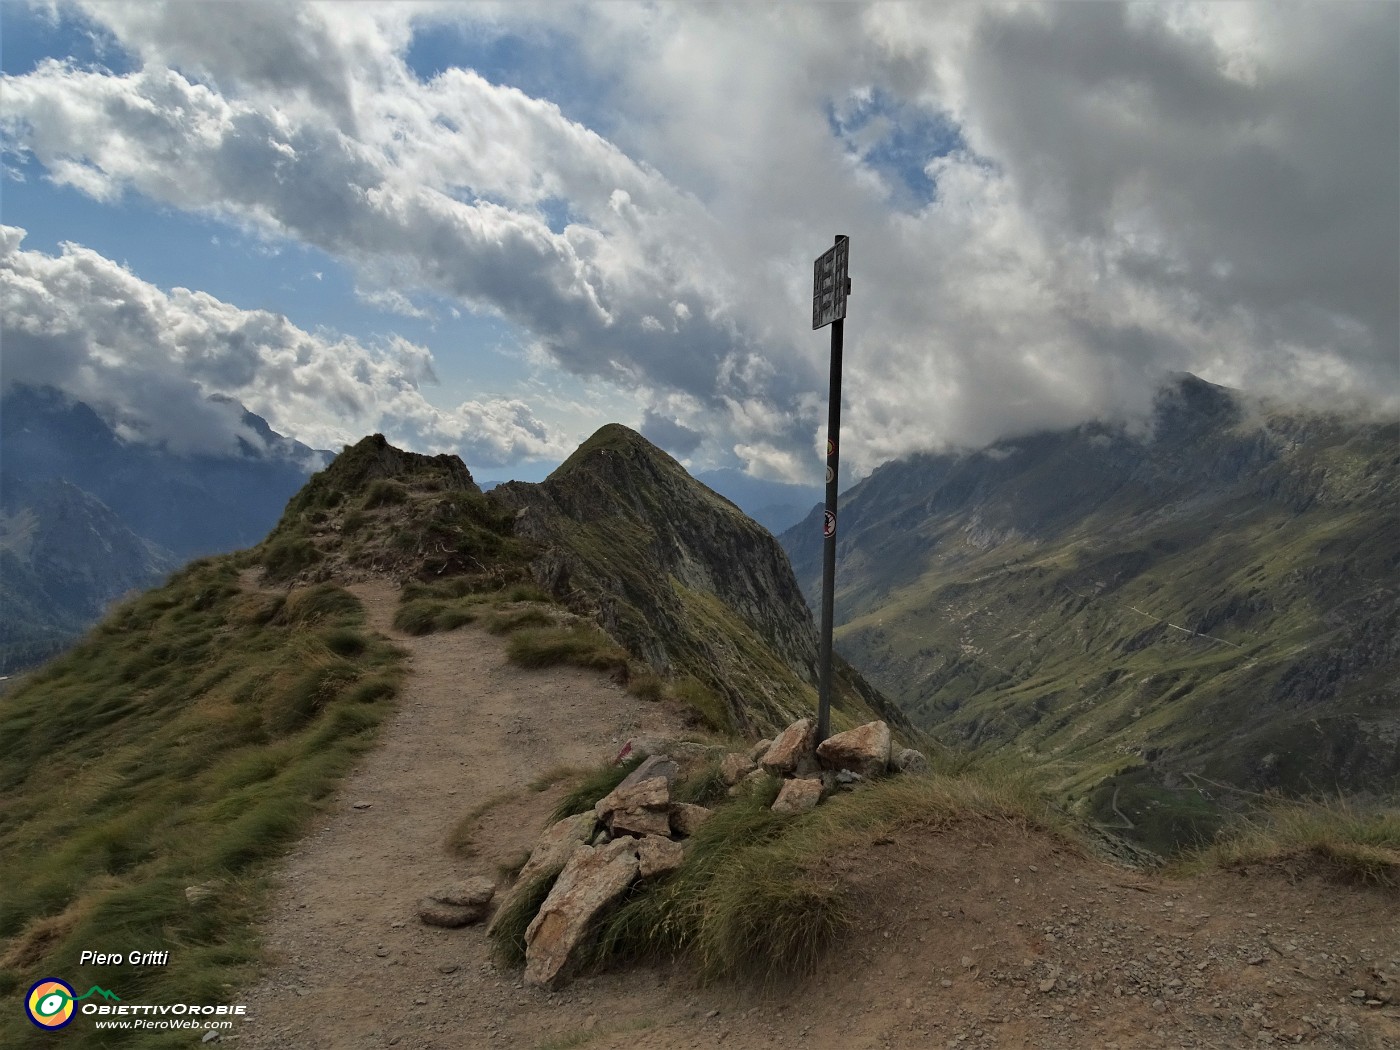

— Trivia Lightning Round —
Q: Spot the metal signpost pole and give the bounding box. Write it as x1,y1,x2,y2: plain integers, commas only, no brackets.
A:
812,234,850,744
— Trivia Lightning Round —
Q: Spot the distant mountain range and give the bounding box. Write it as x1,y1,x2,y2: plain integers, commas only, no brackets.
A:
781,374,1399,852
0,384,329,670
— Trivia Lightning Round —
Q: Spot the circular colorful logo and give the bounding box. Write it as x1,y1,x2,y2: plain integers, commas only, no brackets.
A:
26,978,76,1029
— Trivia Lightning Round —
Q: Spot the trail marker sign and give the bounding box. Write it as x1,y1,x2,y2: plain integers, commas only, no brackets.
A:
812,235,850,330
811,234,850,743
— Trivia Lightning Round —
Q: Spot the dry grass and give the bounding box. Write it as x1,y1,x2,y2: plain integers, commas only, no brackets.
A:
1181,797,1400,891
444,791,517,859
548,755,644,824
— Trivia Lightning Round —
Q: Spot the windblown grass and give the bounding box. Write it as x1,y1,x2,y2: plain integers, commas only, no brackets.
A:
671,755,729,808
0,557,406,1047
445,791,517,859
1180,798,1400,891
490,867,565,968
669,676,732,734
392,596,482,634
507,625,629,673
482,605,555,635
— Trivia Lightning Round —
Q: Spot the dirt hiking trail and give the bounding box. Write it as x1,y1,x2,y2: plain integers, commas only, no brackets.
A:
236,582,1399,1049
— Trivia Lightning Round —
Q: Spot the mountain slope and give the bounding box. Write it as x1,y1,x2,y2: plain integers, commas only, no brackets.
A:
2,419,1393,1050
782,375,1400,850
0,384,333,669
0,478,178,671
492,424,906,735
1,384,328,560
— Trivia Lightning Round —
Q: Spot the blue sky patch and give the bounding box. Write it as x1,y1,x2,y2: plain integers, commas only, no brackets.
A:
827,88,965,209
0,2,136,78
405,19,622,139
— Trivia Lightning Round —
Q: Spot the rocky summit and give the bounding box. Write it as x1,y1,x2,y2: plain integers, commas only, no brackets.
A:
269,425,906,737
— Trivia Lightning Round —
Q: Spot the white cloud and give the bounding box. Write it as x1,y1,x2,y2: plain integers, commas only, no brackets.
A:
0,225,568,468
1,2,1394,480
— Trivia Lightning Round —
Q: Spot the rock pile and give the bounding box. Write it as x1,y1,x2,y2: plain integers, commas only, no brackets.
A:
417,876,496,928
467,722,925,989
726,717,926,816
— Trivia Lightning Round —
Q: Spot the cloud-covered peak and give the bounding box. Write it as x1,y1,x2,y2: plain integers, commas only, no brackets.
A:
0,225,568,467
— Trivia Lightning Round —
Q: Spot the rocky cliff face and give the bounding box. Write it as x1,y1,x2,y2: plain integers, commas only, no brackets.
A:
780,374,1399,851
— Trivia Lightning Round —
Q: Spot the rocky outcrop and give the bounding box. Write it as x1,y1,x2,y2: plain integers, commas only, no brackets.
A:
721,752,757,785
596,775,672,838
894,747,930,775
617,755,680,790
669,803,713,837
771,777,823,815
636,835,685,878
496,731,931,989
487,814,595,937
525,837,640,988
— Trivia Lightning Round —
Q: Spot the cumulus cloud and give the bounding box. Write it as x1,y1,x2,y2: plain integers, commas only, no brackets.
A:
1,2,1394,479
0,225,567,467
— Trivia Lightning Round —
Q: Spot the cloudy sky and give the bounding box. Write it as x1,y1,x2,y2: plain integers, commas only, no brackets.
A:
2,2,1395,482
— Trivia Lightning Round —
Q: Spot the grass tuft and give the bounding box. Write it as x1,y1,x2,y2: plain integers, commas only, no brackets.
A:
1181,798,1400,891
671,676,732,734
507,626,629,673
361,478,408,508
626,673,665,702
549,756,645,824
490,867,565,967
482,605,555,635
393,597,481,635
672,756,729,808
260,536,324,582
445,791,516,859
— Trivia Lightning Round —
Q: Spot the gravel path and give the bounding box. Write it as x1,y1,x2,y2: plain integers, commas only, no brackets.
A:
232,579,1400,1050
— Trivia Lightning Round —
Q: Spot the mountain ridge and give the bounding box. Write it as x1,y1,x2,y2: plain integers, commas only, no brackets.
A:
260,424,908,738
781,374,1399,850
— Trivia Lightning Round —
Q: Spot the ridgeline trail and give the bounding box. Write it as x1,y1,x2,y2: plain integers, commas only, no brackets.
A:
235,581,1400,1050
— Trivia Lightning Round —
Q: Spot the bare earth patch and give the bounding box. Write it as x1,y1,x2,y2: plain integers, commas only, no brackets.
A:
237,580,1399,1049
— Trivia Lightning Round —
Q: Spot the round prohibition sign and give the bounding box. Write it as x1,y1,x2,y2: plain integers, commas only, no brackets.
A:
822,510,836,538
